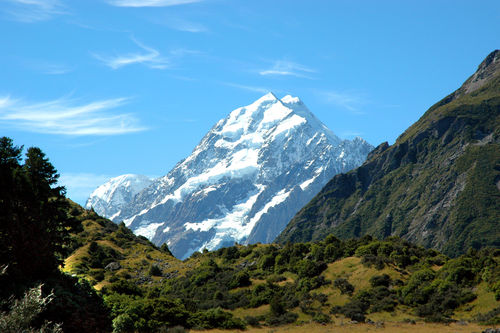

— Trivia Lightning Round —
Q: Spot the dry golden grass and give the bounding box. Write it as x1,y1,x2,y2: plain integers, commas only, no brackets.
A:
204,321,495,333
230,305,270,318
454,282,498,321
315,257,406,308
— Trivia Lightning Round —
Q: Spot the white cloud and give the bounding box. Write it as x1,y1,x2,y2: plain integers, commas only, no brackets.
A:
163,17,207,33
41,64,71,75
3,0,65,22
0,95,147,135
220,82,270,94
320,90,367,114
59,173,114,205
106,0,205,7
259,60,316,78
25,60,72,75
93,38,169,70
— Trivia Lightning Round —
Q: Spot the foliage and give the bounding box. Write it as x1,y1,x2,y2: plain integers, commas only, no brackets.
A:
334,278,354,295
148,264,162,277
0,138,77,287
4,136,494,330
0,284,62,333
0,138,111,332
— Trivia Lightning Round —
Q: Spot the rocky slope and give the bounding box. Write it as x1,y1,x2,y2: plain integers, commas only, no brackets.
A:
88,93,373,259
276,50,500,257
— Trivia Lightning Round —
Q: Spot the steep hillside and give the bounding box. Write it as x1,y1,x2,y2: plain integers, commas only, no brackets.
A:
277,50,500,257
63,202,180,290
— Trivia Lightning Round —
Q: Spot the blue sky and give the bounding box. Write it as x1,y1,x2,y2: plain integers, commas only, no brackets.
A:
1,0,499,204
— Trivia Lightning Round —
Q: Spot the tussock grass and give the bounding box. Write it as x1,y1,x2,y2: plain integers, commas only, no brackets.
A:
204,321,495,333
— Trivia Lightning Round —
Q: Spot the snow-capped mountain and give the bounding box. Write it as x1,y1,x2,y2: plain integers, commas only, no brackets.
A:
87,93,373,259
85,174,153,220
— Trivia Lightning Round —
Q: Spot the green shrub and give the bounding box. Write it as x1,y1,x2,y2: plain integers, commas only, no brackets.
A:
370,274,391,288
0,285,62,333
229,270,250,289
312,312,331,324
112,313,134,333
148,265,162,277
334,278,354,295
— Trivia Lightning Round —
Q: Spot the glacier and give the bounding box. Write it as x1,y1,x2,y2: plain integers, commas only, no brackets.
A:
86,93,374,259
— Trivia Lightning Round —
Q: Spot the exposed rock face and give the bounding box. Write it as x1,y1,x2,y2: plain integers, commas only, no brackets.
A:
88,93,373,259
277,50,500,257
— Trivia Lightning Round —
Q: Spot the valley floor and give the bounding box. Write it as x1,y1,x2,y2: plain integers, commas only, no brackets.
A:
205,321,496,333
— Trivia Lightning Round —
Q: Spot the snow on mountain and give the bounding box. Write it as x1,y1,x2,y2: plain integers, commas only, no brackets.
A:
87,93,374,259
85,174,153,220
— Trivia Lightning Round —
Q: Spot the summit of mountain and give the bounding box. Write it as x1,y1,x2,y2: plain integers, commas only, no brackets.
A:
87,93,373,259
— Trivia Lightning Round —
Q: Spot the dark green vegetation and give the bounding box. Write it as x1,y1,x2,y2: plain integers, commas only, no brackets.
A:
0,137,110,332
1,136,499,331
277,50,500,257
77,229,500,329
64,204,500,330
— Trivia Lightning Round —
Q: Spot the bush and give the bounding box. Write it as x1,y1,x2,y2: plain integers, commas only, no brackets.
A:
259,254,275,271
270,295,285,316
0,285,62,333
229,270,250,289
105,280,142,296
370,274,391,288
188,308,245,329
149,265,162,277
334,278,354,295
312,312,331,324
265,312,298,326
112,313,134,333
244,315,261,327
340,300,367,322
294,259,327,278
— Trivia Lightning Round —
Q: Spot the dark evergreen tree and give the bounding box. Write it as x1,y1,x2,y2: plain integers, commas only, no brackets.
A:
0,141,76,285
0,138,111,332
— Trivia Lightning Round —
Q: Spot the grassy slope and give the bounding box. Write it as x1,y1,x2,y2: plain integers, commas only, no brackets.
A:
205,322,490,333
62,203,499,330
62,202,188,289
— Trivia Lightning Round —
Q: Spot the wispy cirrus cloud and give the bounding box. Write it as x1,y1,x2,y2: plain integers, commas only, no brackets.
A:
0,95,146,135
106,0,205,7
3,0,66,22
93,38,169,70
160,17,207,33
259,60,316,78
220,82,271,94
24,59,73,75
319,90,368,114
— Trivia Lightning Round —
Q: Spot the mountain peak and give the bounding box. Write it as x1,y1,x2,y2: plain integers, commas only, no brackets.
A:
85,174,152,219
90,94,373,259
458,49,500,97
254,92,279,104
281,94,302,105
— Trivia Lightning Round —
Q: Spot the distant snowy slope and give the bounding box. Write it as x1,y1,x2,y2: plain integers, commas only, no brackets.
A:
88,93,373,259
85,174,153,220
